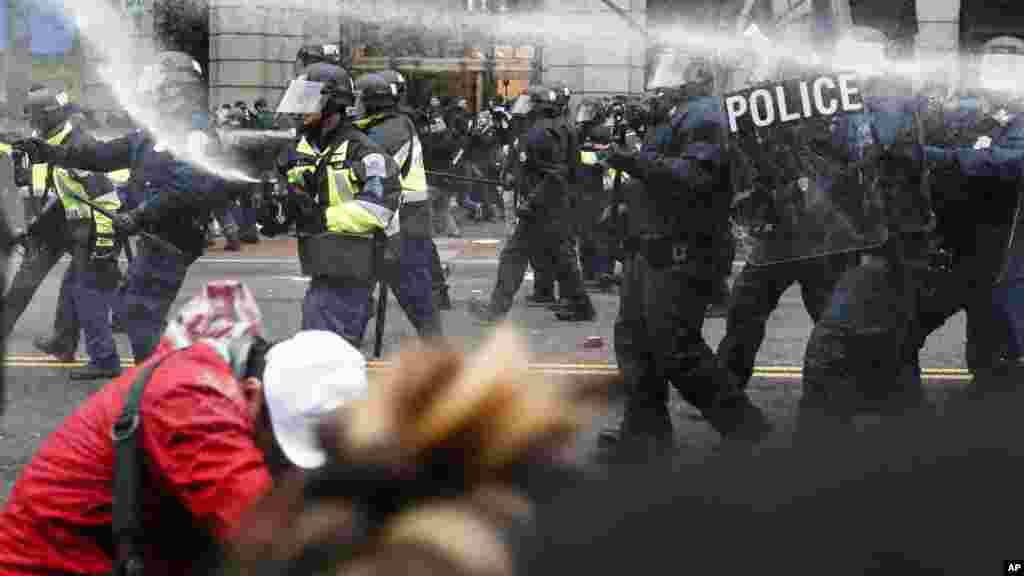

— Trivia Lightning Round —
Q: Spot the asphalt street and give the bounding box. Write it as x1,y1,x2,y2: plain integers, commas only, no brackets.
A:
0,219,974,499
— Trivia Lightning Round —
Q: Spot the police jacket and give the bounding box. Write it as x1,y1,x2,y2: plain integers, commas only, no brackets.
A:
519,112,577,214
45,125,227,262
622,95,730,244
283,125,401,237
354,110,431,237
926,102,1024,249
26,121,127,260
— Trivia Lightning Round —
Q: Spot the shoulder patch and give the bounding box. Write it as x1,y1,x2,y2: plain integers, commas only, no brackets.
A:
362,152,388,178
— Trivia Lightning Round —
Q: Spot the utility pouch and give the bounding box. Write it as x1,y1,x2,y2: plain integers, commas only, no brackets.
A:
298,232,377,283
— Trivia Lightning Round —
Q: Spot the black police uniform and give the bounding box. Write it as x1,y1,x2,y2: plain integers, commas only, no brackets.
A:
604,95,769,446
910,98,1024,393
474,97,594,321
800,81,934,429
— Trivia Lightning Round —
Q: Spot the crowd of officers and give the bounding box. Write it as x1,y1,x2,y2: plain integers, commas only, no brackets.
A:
3,22,1024,575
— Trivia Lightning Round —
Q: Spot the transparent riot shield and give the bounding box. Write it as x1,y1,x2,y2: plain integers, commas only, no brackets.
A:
725,72,892,266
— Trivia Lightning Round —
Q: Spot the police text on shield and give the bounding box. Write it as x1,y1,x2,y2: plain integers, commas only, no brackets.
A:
724,73,863,134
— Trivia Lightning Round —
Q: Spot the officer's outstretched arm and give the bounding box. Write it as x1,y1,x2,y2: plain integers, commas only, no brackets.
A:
940,146,1024,182
48,132,135,173
134,162,217,225
633,141,723,193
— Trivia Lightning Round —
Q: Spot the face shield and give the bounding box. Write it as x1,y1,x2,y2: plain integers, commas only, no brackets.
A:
510,94,532,116
575,102,600,124
476,110,493,130
980,50,1024,103
647,52,688,91
276,77,328,116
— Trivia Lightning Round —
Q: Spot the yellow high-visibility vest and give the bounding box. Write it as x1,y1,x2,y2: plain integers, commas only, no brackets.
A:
286,136,393,235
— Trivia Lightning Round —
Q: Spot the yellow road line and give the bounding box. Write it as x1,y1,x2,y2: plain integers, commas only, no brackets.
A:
0,355,974,379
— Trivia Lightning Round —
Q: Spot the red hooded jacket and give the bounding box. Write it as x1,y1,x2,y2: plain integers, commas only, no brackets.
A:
0,341,273,575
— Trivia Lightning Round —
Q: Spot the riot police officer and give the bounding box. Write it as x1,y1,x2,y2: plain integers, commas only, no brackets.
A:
273,63,402,346
422,95,460,238
799,27,934,429
716,28,857,393
7,85,126,379
353,72,442,338
15,52,231,363
600,57,770,451
375,69,453,311
574,98,616,290
497,92,559,306
914,86,1024,396
469,85,595,323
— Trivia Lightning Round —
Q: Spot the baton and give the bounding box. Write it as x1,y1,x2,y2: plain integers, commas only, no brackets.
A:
425,170,503,187
374,280,388,358
63,190,184,257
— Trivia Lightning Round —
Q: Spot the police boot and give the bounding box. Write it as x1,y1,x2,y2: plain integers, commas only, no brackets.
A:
239,227,261,244
69,364,122,381
33,335,75,363
434,285,452,310
705,394,773,445
554,297,596,322
595,408,674,463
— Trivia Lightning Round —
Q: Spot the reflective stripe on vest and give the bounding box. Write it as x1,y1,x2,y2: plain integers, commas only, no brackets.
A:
31,122,74,194
107,169,131,185
392,135,428,203
91,191,121,248
288,136,394,235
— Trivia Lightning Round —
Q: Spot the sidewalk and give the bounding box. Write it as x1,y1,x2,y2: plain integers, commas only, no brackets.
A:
202,236,505,262
201,219,509,261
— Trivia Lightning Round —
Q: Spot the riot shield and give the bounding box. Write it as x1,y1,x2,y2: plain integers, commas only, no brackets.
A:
725,72,890,265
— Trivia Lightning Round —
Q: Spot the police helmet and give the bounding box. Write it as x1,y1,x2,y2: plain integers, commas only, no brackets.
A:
574,98,606,125
375,69,408,101
285,62,356,119
295,44,341,75
526,85,560,116
509,93,531,116
549,80,572,110
25,84,72,137
979,37,1024,102
136,51,205,115
355,72,399,117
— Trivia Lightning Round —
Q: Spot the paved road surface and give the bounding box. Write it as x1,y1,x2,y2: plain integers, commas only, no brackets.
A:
0,221,974,499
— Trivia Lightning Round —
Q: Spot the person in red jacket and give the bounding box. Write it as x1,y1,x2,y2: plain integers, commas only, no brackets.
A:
0,280,369,576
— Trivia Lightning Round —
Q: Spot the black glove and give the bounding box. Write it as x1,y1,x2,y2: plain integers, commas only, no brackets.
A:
13,138,54,164
605,144,639,174
113,210,142,236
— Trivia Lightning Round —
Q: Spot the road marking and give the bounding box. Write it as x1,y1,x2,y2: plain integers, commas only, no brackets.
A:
1,355,974,380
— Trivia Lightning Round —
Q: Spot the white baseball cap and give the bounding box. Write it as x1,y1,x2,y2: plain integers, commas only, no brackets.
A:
262,330,369,469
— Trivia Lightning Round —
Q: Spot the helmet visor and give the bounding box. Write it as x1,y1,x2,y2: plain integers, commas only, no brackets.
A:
510,94,532,116
276,78,327,115
980,50,1024,95
647,52,688,91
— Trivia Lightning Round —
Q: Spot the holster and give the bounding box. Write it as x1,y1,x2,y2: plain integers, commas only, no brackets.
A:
623,237,692,269
299,232,383,284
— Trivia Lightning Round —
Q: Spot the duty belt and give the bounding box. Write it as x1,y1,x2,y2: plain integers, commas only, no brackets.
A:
623,236,690,268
